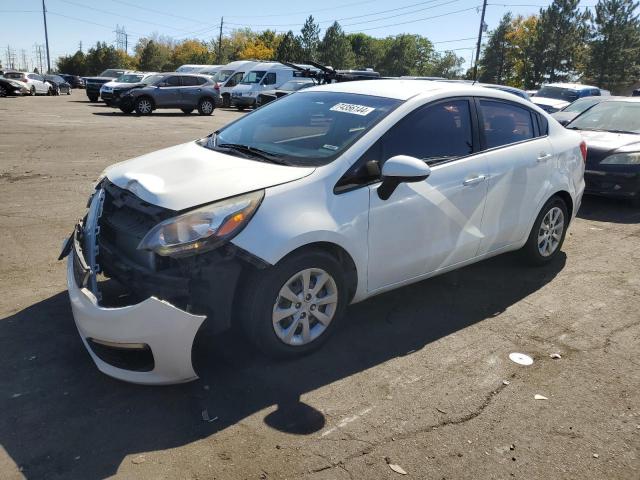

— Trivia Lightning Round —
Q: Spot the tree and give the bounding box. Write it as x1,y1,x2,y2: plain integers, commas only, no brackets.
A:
506,15,547,88
56,50,87,75
537,0,590,82
378,34,432,76
479,13,515,84
348,33,385,69
137,40,169,71
239,42,274,60
84,42,123,75
319,22,355,69
170,40,212,69
275,30,304,62
429,51,465,78
299,15,321,61
586,0,640,90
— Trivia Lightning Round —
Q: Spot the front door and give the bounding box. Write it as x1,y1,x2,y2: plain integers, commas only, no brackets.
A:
366,98,489,292
156,75,182,107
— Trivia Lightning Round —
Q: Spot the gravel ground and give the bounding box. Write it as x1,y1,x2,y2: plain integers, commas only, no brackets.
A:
0,94,638,480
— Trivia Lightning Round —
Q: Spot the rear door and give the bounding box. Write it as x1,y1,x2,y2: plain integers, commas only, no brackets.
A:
156,75,182,107
366,98,489,291
179,75,204,107
475,98,555,255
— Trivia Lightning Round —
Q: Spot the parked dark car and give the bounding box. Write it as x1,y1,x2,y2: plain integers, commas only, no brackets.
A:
566,98,640,205
43,74,71,95
0,77,28,96
84,69,128,102
116,73,219,115
551,96,611,125
632,88,640,97
256,78,316,107
59,74,85,89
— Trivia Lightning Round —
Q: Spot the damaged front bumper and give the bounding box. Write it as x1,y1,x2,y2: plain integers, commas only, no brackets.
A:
66,234,206,385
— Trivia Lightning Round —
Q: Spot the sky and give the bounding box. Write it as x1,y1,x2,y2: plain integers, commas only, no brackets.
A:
0,0,597,72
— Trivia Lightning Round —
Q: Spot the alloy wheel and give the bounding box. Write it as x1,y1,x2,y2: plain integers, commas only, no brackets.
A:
137,99,152,114
537,206,564,257
200,100,213,114
272,268,338,346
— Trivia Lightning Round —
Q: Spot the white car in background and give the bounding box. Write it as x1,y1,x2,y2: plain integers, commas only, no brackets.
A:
61,80,585,384
3,71,51,95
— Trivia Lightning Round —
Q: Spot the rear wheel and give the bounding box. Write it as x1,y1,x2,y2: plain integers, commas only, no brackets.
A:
134,97,153,115
521,196,568,265
197,97,214,115
30,86,36,96
181,108,193,114
0,85,7,97
241,250,347,358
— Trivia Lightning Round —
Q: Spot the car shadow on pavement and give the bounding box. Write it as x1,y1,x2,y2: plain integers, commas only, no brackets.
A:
0,252,565,479
577,195,640,224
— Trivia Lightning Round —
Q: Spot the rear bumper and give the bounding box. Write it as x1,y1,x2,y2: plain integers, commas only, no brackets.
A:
67,244,206,385
585,169,640,199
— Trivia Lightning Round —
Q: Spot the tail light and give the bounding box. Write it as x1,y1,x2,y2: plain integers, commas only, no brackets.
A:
214,82,220,92
579,141,587,163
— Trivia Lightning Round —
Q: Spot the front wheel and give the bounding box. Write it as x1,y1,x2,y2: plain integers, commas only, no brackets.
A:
30,86,36,96
119,105,134,114
197,97,214,115
521,196,568,265
0,85,7,97
134,97,153,115
240,250,347,358
88,94,98,102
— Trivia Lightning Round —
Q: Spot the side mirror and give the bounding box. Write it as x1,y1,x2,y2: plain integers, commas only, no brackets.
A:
558,119,570,126
378,155,431,200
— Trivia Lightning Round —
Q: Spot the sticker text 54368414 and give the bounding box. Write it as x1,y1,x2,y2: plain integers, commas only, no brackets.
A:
330,103,375,116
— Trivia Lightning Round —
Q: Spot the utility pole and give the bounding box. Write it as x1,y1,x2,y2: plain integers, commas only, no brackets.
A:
79,41,83,53
6,45,16,70
472,0,488,82
20,49,29,71
217,17,224,64
42,0,51,73
34,44,44,73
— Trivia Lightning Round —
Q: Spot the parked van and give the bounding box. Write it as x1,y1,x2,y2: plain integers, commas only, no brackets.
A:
214,60,259,107
176,64,221,73
230,62,317,110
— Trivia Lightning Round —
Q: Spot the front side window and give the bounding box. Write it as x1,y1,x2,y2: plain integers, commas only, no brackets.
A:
225,72,244,87
206,91,401,166
378,99,474,165
142,74,164,86
164,76,181,87
263,72,277,85
241,71,266,84
479,100,535,149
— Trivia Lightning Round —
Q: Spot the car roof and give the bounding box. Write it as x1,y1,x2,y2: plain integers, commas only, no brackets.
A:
597,96,640,103
543,83,599,91
308,79,536,102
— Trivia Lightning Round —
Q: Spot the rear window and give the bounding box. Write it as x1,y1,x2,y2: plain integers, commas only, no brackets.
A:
537,86,579,103
4,72,23,80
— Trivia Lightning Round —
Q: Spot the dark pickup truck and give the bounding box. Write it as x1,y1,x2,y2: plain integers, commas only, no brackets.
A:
84,69,128,102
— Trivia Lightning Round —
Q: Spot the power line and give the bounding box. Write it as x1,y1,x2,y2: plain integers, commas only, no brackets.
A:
340,0,460,28
47,10,143,38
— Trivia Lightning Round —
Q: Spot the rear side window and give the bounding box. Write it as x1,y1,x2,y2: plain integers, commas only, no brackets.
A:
479,100,535,149
379,99,474,165
181,76,199,86
196,76,208,85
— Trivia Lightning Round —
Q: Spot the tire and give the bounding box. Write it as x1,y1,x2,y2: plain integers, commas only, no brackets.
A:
134,96,154,115
197,97,214,115
88,95,98,102
67,89,71,95
30,86,36,96
0,85,6,97
222,94,231,108
119,106,134,114
521,196,569,266
240,250,348,359
236,105,245,111
181,108,193,114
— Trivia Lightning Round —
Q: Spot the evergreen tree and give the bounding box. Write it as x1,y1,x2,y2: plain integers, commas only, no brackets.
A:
85,42,123,75
586,0,640,89
275,31,303,62
319,22,355,69
138,40,167,71
479,13,515,84
299,16,321,61
56,50,87,75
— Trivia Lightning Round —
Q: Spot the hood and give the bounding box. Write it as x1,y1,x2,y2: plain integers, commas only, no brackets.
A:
532,97,570,111
84,76,118,82
578,130,640,166
102,80,130,88
104,141,314,211
550,111,579,125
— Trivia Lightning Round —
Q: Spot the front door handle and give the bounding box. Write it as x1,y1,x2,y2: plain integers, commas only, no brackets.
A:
537,153,553,162
463,174,488,186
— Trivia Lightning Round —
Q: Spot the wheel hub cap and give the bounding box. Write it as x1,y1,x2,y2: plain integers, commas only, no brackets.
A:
272,268,338,346
537,206,564,257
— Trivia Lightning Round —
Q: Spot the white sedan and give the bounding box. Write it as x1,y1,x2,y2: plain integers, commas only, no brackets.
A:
61,80,586,384
3,71,51,95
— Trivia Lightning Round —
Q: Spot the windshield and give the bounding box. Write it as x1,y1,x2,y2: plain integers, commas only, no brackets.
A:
46,75,64,82
100,69,125,77
562,96,602,113
537,86,579,102
241,71,266,84
280,80,314,91
207,91,401,166
567,101,640,134
142,74,164,85
116,74,143,83
213,69,234,83
4,72,23,80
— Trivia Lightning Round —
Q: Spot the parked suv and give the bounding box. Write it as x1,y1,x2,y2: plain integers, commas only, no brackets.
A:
84,69,130,102
43,74,71,95
100,72,155,106
117,73,219,115
59,74,85,89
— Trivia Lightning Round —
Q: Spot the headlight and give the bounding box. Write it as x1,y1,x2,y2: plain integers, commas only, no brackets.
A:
137,190,264,257
601,152,640,165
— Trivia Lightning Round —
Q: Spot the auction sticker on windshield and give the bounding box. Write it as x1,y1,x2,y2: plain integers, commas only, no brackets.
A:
330,103,375,116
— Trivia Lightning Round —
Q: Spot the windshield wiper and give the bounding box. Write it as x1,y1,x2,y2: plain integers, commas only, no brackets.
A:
216,143,290,165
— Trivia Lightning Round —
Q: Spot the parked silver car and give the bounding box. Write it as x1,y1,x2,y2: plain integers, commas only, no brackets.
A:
115,73,220,115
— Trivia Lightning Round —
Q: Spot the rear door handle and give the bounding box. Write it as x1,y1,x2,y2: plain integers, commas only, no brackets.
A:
537,153,553,162
463,174,488,186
